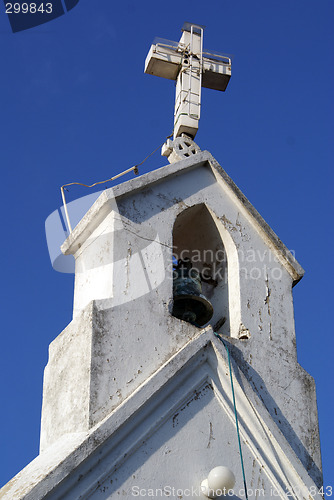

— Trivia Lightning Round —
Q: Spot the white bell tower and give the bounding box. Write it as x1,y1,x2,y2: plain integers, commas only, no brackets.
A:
0,23,323,500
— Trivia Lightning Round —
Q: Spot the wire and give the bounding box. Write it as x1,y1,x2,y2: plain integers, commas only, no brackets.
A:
61,165,138,192
214,332,249,500
60,131,174,233
134,132,173,169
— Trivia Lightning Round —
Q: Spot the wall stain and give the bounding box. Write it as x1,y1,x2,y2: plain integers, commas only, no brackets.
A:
207,421,215,448
172,383,213,427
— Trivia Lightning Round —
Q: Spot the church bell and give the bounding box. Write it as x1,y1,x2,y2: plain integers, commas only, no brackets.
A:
172,258,214,326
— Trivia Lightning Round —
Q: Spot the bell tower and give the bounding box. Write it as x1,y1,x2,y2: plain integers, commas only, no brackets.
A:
0,23,323,500
34,140,322,498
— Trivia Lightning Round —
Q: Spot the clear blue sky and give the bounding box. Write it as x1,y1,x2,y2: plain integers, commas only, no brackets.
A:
0,0,333,493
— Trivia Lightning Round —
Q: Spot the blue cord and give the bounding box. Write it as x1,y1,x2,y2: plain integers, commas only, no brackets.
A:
214,332,249,500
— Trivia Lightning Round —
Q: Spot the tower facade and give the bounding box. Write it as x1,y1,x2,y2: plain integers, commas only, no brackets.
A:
0,142,323,499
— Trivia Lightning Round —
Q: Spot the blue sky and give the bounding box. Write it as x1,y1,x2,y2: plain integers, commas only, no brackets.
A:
0,0,333,493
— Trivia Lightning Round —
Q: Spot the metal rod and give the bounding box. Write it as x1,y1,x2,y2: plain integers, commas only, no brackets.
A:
61,186,73,234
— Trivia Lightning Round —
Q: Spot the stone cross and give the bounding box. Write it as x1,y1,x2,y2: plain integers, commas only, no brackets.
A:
145,22,231,139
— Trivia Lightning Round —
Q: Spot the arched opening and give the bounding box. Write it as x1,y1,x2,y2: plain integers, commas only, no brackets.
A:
172,204,230,335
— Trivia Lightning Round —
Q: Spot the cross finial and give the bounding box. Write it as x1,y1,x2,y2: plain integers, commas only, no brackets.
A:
145,22,231,139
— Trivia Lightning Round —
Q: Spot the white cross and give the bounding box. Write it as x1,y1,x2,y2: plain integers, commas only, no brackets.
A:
145,22,231,139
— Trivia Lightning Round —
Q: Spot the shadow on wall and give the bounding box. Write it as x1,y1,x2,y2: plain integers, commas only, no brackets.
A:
227,343,323,488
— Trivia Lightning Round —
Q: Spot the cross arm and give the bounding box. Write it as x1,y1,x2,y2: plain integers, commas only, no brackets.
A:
202,52,232,91
144,38,182,80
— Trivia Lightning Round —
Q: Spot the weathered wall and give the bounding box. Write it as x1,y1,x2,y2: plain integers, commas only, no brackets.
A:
40,154,321,481
4,336,321,500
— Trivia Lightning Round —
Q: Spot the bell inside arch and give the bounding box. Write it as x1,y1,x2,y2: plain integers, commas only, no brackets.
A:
172,258,214,327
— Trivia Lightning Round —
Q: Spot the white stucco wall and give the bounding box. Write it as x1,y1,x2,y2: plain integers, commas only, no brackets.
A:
1,334,322,500
39,152,321,483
